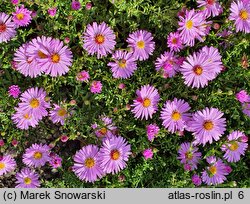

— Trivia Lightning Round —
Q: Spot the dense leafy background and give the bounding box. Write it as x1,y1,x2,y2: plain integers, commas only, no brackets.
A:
0,0,250,187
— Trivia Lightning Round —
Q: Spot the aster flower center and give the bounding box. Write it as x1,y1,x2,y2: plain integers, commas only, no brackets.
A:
38,50,47,59
172,38,177,44
24,177,32,185
110,149,120,160
84,158,95,168
23,113,31,119
0,162,5,170
185,151,193,160
193,65,203,75
137,40,145,49
207,0,215,5
27,58,33,64
29,98,40,108
51,53,60,63
0,23,7,33
229,141,239,151
171,111,181,121
239,10,249,20
118,59,127,68
33,152,42,160
16,13,24,20
95,34,105,44
185,20,193,30
143,98,151,107
99,127,107,135
203,120,214,130
57,108,67,117
209,165,217,175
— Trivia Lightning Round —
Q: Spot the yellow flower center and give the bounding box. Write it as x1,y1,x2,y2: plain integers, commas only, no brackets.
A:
203,120,214,131
95,34,105,44
16,13,24,20
240,10,249,20
33,152,42,160
171,111,181,121
24,177,32,185
85,158,95,168
29,98,40,108
57,108,67,117
99,127,107,135
118,59,127,68
143,98,151,108
172,38,177,44
38,50,47,59
185,20,193,29
136,40,145,49
193,65,203,75
0,162,5,170
51,53,60,63
110,149,120,160
185,152,193,160
23,113,31,119
229,141,239,151
0,23,7,33
209,166,217,175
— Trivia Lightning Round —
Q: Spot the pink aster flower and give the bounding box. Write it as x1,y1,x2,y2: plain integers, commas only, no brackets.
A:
18,87,50,120
12,107,39,130
37,38,73,77
178,142,202,170
229,1,250,33
167,32,183,52
14,43,43,78
49,104,68,125
221,131,248,162
161,98,191,133
143,148,153,160
201,156,229,185
99,136,131,174
236,90,250,103
0,12,16,43
76,70,90,82
188,107,226,145
180,51,217,88
22,143,51,168
131,85,160,120
108,50,137,79
146,124,160,141
8,85,21,98
15,168,40,188
11,0,19,5
178,9,208,46
48,7,57,17
192,174,202,186
83,22,116,58
93,116,117,139
72,1,81,10
155,51,180,78
126,30,155,61
86,2,92,10
197,0,223,18
199,46,223,76
90,81,102,94
0,139,4,147
49,153,62,168
0,155,16,176
60,135,68,143
72,145,104,182
12,5,32,27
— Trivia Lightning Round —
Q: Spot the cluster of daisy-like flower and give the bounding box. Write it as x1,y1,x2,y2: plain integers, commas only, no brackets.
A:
11,87,69,130
0,5,32,43
83,22,155,79
72,116,131,182
0,143,62,188
13,36,73,78
236,90,250,117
